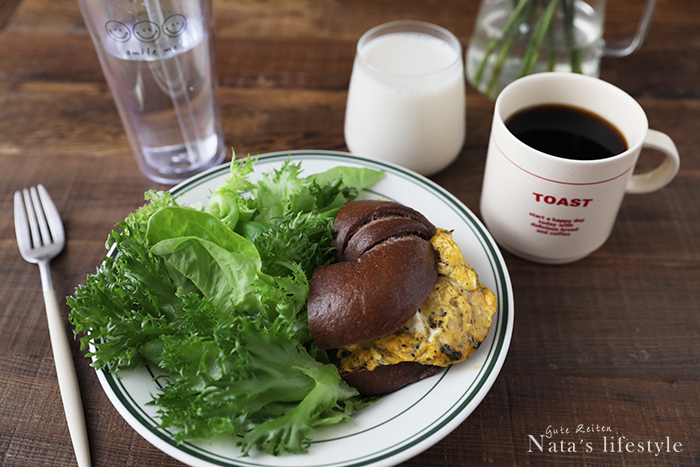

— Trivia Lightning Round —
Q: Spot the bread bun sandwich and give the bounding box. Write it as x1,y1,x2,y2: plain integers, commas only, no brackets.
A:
308,200,497,396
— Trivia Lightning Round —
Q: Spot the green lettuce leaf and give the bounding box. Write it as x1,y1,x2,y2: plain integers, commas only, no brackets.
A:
146,207,265,314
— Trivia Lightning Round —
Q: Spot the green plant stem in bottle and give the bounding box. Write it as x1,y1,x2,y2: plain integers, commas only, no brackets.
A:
470,0,585,99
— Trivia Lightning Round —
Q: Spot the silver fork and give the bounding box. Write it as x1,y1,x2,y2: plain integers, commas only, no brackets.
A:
14,185,91,467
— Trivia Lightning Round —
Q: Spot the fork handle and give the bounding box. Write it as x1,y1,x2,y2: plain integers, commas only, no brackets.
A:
44,289,92,467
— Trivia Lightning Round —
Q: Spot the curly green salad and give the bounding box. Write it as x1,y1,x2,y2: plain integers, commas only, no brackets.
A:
68,157,385,456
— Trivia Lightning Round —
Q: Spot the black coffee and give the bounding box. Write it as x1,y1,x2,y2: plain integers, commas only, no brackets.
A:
505,104,628,160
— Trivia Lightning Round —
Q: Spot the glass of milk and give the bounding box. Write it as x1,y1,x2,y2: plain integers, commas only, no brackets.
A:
77,0,227,184
344,21,466,176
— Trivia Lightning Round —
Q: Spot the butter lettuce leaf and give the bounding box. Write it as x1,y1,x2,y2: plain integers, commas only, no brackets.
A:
146,207,264,314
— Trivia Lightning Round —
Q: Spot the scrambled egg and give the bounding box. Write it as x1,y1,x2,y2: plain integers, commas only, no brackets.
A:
338,228,498,373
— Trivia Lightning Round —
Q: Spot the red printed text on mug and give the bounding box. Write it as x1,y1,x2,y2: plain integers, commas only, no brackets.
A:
530,193,590,237
533,192,593,207
529,213,585,236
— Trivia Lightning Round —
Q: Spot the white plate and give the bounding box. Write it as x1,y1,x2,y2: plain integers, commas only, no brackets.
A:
94,150,514,467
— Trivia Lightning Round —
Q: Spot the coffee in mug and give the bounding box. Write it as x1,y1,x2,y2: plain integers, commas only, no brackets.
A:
480,72,680,264
505,104,628,161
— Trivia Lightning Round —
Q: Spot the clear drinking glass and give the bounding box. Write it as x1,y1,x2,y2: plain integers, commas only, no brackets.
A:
344,21,466,176
466,0,657,99
77,0,227,184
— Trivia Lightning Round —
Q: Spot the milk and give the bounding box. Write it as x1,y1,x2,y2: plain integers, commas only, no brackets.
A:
344,29,466,176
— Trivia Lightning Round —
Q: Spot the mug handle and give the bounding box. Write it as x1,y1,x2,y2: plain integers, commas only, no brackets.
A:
626,129,681,194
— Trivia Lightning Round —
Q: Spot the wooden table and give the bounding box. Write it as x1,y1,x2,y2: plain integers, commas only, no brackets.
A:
1,0,698,465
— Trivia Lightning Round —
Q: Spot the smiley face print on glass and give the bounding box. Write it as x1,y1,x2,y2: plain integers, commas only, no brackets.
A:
133,20,161,42
163,14,187,38
105,20,131,42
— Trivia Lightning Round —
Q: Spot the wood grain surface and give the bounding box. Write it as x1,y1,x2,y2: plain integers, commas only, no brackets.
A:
1,0,698,466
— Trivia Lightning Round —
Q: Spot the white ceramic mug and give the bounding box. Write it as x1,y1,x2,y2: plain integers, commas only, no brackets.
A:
480,72,680,264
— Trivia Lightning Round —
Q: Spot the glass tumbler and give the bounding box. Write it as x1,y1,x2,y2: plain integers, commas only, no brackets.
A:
77,0,227,184
344,21,466,176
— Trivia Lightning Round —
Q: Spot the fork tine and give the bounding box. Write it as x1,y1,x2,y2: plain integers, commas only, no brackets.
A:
37,184,65,245
22,188,42,248
13,190,31,252
30,186,52,246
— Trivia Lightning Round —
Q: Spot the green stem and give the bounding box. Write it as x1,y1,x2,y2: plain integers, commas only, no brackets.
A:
546,6,556,71
517,0,560,78
563,0,583,73
484,28,522,99
472,0,532,88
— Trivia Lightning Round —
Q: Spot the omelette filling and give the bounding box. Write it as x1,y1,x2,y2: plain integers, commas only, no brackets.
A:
337,228,498,374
